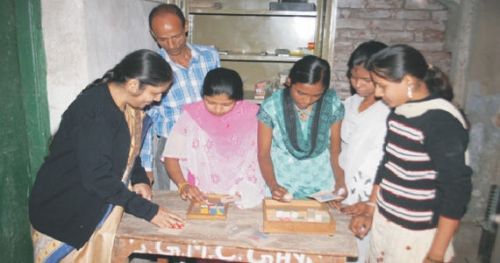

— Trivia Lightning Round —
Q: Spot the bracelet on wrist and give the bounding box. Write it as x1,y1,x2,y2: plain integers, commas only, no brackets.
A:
365,201,376,207
426,255,444,263
363,201,376,217
270,184,281,192
178,182,189,194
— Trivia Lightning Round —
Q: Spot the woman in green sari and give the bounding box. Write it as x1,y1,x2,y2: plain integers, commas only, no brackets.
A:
257,55,346,201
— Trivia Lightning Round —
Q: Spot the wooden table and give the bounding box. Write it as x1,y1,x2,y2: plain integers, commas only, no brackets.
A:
112,191,357,263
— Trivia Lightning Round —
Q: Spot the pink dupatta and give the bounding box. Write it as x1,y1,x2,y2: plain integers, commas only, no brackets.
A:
186,100,258,158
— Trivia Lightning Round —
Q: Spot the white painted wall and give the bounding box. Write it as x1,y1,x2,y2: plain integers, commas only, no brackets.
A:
42,0,160,133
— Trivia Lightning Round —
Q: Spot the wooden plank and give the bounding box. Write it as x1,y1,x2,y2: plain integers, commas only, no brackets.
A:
113,191,357,262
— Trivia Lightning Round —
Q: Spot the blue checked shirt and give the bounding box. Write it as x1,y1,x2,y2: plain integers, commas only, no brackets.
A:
140,44,220,171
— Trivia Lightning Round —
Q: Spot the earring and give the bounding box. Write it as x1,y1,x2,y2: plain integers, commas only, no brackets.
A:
407,85,414,99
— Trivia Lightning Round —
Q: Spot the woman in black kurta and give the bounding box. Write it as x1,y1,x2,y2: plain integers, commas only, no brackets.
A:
29,49,184,262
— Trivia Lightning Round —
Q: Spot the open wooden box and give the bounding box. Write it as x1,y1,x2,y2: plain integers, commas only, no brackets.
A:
186,194,229,220
263,198,335,235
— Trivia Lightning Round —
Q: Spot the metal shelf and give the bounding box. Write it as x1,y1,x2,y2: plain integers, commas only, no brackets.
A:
219,53,301,62
189,9,317,17
243,90,264,104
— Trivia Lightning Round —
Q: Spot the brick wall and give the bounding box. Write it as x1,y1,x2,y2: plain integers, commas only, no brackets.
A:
332,0,451,98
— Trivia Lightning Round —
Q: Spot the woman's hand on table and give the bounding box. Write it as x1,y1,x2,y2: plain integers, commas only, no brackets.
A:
271,185,292,202
348,201,375,238
133,183,153,201
341,201,374,216
179,184,206,202
150,206,185,229
349,213,373,239
327,185,348,209
334,183,348,200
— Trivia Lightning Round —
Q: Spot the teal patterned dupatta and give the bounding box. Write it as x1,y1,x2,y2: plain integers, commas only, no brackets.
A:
275,88,337,159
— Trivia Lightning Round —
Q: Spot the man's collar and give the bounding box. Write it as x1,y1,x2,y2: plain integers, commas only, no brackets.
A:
160,43,199,63
186,43,200,61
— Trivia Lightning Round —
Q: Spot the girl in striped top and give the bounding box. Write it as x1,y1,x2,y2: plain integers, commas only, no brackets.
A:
349,44,472,263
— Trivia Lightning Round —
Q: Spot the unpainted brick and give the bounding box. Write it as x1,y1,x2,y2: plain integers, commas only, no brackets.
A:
337,29,377,40
349,9,394,19
421,51,452,61
376,31,414,42
432,10,448,21
339,10,351,18
333,45,356,55
334,82,352,99
430,62,450,75
366,0,403,9
406,20,445,31
330,73,339,81
338,71,349,80
423,30,445,41
333,0,450,99
336,18,370,29
338,74,350,83
369,19,405,30
404,0,445,10
411,42,445,52
333,61,350,71
333,79,350,89
425,54,451,72
337,0,366,8
333,41,354,49
333,53,350,63
395,10,431,20
414,31,424,42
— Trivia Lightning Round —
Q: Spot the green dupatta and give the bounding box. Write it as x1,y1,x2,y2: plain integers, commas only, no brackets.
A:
277,89,337,160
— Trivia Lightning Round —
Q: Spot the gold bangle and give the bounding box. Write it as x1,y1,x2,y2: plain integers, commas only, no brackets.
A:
365,201,376,207
426,255,444,263
178,182,189,194
364,201,376,217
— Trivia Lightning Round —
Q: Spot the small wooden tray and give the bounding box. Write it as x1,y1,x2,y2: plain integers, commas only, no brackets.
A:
186,194,228,220
263,198,335,235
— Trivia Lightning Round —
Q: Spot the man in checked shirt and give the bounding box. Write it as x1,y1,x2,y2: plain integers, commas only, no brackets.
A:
141,3,220,190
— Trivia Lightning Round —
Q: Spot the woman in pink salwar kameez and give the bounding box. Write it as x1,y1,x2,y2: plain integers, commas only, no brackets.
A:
163,68,265,208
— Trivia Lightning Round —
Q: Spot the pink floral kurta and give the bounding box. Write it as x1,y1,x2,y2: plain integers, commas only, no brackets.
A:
163,100,265,208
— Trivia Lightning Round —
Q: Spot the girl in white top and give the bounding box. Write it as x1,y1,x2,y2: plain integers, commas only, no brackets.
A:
339,41,389,263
